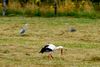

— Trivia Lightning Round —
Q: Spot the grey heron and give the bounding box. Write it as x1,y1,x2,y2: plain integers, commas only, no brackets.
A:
68,27,76,32
19,23,28,36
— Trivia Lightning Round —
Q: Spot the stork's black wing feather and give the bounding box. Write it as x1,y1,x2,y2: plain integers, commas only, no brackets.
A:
39,45,49,53
43,45,49,48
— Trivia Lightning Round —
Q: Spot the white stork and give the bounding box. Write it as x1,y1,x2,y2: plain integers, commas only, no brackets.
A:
39,44,63,59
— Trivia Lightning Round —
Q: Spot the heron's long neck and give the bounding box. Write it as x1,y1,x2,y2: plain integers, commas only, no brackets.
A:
23,26,27,29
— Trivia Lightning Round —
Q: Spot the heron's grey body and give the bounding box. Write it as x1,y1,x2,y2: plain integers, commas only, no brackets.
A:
68,27,76,32
19,23,28,35
20,28,25,35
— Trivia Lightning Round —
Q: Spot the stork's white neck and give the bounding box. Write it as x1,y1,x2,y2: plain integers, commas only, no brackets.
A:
46,44,63,50
55,46,63,50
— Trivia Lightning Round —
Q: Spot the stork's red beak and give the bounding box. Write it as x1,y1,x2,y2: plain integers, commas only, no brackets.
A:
61,48,63,55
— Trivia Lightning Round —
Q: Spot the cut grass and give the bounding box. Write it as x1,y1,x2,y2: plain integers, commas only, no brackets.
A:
0,17,100,67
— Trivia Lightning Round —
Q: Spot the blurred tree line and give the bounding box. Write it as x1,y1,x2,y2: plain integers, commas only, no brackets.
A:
0,0,99,7
0,0,99,17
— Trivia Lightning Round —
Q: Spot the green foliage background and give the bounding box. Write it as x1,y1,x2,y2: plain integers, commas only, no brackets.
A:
0,0,100,18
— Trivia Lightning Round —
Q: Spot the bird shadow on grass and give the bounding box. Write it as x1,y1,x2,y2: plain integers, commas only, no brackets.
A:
16,34,30,37
41,55,66,61
83,56,100,62
20,34,29,37
3,50,10,54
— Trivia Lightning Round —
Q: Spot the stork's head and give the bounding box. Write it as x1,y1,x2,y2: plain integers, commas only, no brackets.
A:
56,46,64,55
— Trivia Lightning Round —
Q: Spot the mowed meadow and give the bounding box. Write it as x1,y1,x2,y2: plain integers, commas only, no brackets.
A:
0,17,100,67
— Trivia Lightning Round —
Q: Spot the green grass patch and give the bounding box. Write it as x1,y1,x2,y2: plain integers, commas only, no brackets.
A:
0,17,100,67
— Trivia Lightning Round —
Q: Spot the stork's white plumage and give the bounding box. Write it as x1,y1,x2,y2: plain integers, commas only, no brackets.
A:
39,44,64,59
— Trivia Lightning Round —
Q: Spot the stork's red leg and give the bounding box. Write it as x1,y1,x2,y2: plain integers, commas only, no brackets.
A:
50,54,53,59
48,53,53,60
